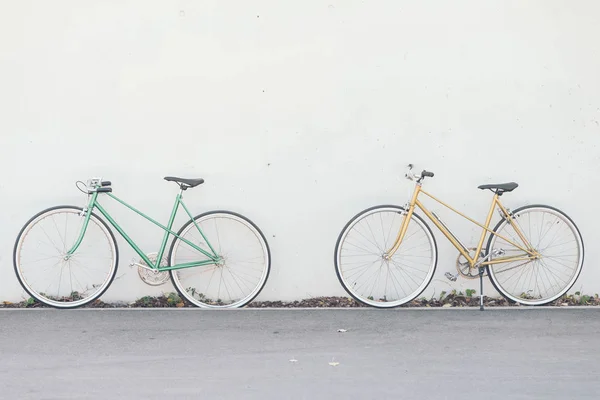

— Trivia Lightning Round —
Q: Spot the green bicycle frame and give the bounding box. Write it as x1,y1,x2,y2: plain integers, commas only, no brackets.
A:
66,191,220,272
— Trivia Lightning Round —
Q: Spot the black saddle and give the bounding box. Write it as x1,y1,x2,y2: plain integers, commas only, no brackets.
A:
164,176,205,190
478,182,518,194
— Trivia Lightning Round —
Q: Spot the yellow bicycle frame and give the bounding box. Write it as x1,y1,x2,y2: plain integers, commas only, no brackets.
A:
386,182,540,271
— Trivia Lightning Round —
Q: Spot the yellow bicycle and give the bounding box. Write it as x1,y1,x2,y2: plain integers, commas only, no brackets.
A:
334,164,584,309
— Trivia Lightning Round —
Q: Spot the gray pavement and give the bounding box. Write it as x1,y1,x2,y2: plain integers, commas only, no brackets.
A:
1,308,599,399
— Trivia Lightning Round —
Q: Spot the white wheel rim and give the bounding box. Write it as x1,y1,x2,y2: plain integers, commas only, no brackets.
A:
14,208,117,308
336,206,437,308
488,207,583,305
170,212,270,308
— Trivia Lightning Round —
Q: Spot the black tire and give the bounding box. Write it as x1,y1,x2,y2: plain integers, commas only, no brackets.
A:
13,205,120,309
334,204,438,308
485,204,584,306
167,210,271,308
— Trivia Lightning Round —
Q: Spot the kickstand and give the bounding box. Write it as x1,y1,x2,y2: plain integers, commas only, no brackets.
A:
478,266,485,311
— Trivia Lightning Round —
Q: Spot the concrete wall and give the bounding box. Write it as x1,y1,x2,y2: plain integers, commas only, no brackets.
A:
1,0,599,303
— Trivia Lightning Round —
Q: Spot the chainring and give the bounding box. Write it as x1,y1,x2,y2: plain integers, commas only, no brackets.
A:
137,252,171,286
456,248,488,279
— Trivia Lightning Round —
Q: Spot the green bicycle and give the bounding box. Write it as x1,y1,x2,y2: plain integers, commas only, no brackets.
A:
13,176,271,309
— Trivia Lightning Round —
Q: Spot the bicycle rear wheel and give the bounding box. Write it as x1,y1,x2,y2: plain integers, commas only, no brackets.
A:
13,206,119,308
168,210,271,308
334,205,438,308
486,204,584,306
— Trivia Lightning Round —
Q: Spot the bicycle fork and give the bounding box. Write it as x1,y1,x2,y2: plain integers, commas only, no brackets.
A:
385,186,422,259
65,193,98,258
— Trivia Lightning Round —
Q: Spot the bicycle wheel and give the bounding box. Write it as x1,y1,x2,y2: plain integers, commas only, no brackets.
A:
486,204,584,306
334,205,437,308
13,206,119,308
168,210,271,308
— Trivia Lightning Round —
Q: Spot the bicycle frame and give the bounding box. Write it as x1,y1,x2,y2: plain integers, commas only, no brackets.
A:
386,182,540,270
66,190,220,272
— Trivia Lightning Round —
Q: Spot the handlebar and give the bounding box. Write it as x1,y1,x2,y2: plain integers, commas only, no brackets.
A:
76,177,113,194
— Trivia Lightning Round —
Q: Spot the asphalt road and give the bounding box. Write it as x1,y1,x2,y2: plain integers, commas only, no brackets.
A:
0,308,599,399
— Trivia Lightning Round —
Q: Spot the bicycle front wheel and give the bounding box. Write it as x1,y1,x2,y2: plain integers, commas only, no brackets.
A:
486,205,584,306
13,206,119,308
334,205,438,308
168,210,271,308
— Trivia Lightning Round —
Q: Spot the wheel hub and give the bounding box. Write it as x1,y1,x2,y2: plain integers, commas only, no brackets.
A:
215,255,226,268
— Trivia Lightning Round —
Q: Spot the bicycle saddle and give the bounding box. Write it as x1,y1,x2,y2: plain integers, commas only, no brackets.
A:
477,182,518,193
164,176,205,189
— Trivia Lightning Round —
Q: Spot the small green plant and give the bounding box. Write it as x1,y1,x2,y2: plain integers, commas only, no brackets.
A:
466,289,476,297
139,296,154,306
519,291,538,300
166,292,182,305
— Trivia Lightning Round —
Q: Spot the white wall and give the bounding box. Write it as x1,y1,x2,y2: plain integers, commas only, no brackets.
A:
1,0,599,303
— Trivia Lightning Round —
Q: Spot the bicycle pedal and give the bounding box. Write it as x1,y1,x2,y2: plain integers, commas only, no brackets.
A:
444,272,458,282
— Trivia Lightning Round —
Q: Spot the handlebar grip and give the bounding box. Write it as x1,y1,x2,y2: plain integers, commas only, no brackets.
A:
101,181,112,187
421,170,434,178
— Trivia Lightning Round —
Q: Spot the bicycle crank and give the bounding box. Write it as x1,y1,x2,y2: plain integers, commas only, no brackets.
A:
135,252,171,286
455,248,487,279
